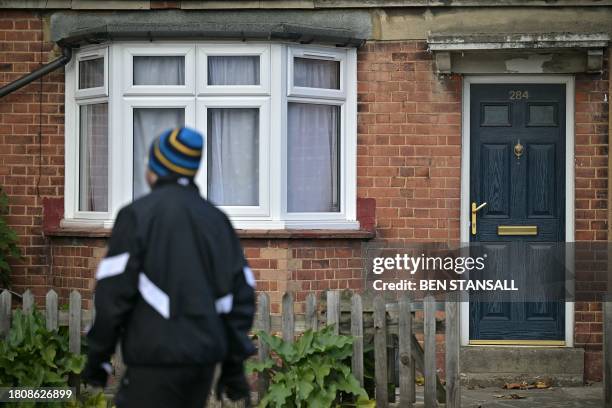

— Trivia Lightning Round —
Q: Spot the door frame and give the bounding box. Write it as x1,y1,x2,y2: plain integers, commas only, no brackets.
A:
459,75,575,347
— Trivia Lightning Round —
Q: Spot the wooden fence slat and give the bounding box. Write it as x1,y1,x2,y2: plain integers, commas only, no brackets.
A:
373,295,388,407
256,293,271,400
305,293,318,331
0,290,11,337
445,292,460,408
45,290,58,331
424,294,438,408
350,294,364,387
281,292,294,342
399,294,414,407
605,298,612,408
22,289,34,314
68,290,81,354
326,290,340,334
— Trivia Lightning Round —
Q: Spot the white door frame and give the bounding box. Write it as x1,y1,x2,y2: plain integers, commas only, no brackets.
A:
460,75,575,347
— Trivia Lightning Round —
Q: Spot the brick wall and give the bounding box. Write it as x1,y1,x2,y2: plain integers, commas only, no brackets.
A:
0,10,608,381
0,11,64,300
356,42,462,242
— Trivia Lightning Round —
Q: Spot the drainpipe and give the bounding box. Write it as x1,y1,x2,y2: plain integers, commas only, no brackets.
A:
0,46,72,99
609,47,612,294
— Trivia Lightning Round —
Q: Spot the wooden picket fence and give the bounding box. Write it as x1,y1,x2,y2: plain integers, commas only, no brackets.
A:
0,288,462,408
254,290,461,408
4,288,612,407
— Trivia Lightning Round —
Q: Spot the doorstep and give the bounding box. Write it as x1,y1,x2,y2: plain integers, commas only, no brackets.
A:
460,346,585,387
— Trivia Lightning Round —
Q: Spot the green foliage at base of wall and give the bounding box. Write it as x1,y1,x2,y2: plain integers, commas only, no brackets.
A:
247,325,375,408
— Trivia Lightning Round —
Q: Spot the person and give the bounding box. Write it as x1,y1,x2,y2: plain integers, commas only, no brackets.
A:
82,127,256,408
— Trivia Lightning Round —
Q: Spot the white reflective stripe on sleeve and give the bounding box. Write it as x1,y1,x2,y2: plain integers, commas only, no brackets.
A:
215,293,234,315
95,252,130,281
138,273,170,319
243,266,256,288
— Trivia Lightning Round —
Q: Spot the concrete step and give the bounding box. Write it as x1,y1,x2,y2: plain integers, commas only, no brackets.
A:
460,346,584,387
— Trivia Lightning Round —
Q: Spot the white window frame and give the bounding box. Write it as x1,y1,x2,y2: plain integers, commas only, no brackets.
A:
64,42,358,230
120,98,196,207
75,47,108,99
287,45,346,100
122,44,195,96
196,97,271,217
198,44,270,96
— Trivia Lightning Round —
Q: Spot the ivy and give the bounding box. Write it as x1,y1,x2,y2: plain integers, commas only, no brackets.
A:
0,189,21,288
247,325,375,408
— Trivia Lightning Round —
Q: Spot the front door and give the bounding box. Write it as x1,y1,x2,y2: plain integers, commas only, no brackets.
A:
469,83,566,343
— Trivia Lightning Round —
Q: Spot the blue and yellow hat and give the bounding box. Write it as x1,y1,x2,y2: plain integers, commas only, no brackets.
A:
148,127,203,178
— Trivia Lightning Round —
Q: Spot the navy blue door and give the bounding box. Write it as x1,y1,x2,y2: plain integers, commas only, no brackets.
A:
469,84,565,342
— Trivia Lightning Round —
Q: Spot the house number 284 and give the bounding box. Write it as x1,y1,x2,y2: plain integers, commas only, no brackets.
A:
509,90,529,100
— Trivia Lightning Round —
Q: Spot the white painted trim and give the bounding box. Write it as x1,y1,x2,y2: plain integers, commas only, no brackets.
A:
287,45,347,100
195,96,271,217
121,43,196,96
460,75,575,347
197,44,271,96
74,46,108,99
64,42,358,230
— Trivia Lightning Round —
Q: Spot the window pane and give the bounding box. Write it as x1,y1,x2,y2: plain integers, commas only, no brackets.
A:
79,103,108,212
207,56,260,85
287,103,340,212
529,104,557,126
133,56,185,85
207,108,259,206
294,57,340,89
78,57,104,89
482,104,510,126
133,108,185,198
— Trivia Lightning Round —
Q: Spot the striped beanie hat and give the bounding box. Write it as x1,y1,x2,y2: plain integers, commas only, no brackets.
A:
148,127,203,178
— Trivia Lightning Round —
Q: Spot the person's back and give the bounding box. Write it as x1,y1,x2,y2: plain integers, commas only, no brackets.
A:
83,127,255,408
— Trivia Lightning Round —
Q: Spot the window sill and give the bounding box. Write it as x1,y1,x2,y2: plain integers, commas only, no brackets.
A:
45,222,376,240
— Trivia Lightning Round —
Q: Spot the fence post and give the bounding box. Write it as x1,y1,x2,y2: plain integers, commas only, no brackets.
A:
605,298,612,408
22,290,34,314
445,292,460,408
305,293,318,331
326,290,340,334
45,290,58,331
281,292,294,342
373,295,388,407
350,293,364,387
424,294,438,408
399,294,413,407
68,291,81,354
256,293,271,400
0,290,11,337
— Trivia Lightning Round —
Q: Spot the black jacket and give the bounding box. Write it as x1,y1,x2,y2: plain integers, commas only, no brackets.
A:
86,179,256,370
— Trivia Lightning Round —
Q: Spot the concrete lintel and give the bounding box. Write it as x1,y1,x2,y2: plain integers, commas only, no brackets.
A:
428,32,610,51
4,0,612,9
50,10,371,46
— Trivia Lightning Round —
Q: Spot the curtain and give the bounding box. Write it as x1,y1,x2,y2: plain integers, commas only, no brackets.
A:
294,57,340,89
207,108,259,206
208,56,259,85
133,56,185,85
79,57,104,89
79,103,108,212
287,103,339,213
133,108,185,198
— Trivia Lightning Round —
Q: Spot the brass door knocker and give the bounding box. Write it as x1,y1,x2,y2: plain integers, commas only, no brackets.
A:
514,140,524,159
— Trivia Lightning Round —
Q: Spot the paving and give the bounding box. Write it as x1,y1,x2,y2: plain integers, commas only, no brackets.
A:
426,384,604,408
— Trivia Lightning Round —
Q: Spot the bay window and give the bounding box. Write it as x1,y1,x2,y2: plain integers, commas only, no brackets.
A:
64,42,357,230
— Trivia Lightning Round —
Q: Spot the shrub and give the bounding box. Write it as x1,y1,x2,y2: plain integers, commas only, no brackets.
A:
247,325,375,408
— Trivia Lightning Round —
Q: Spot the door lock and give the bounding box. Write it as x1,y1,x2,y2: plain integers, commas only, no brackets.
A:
471,202,487,236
